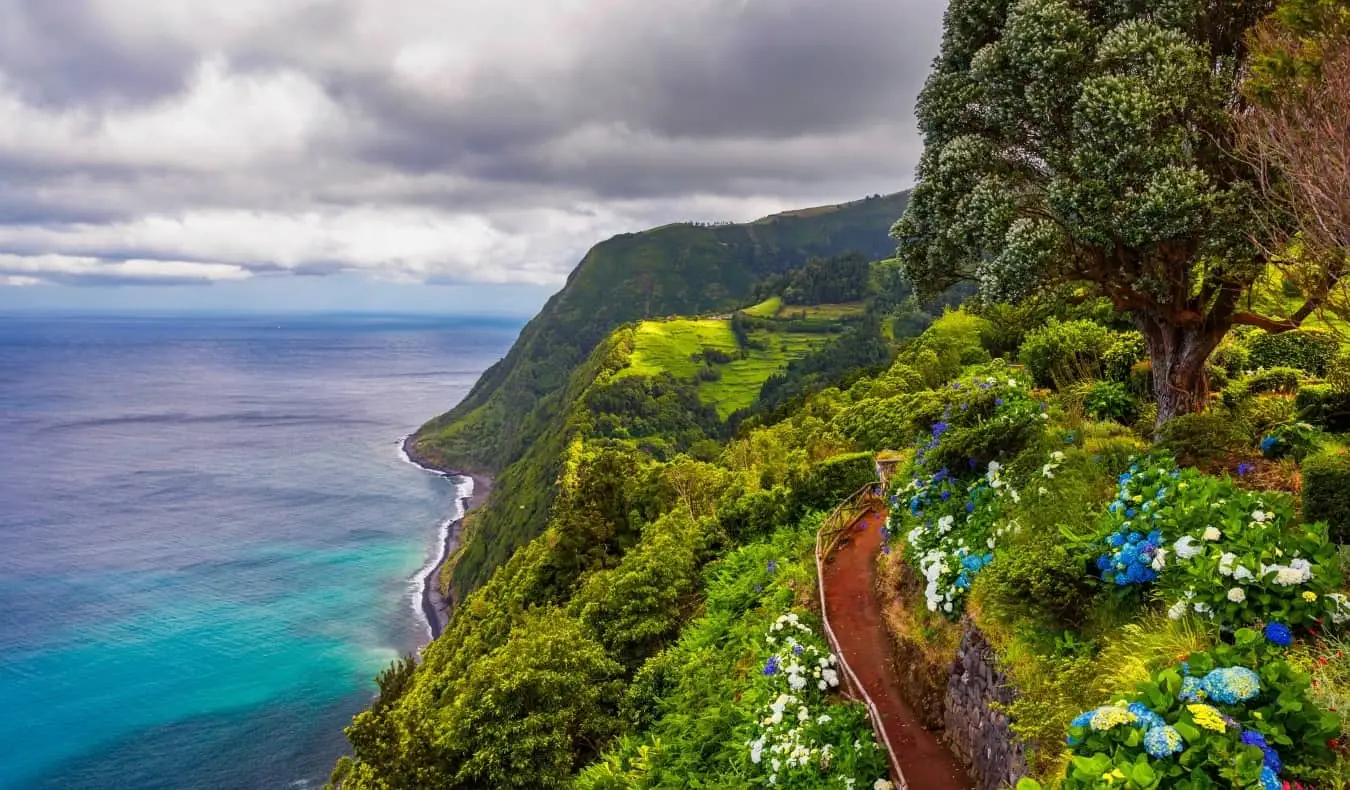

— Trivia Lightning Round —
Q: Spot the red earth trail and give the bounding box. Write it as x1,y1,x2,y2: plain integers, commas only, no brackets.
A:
821,505,973,790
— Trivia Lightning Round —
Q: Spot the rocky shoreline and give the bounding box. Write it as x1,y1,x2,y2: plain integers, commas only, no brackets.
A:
401,434,492,641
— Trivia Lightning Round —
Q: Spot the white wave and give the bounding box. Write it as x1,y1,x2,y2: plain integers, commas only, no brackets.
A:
400,435,476,642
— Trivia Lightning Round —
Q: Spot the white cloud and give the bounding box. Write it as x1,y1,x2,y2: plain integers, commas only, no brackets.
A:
0,0,943,293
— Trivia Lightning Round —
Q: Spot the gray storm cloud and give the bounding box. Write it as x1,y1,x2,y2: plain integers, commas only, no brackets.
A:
0,0,943,288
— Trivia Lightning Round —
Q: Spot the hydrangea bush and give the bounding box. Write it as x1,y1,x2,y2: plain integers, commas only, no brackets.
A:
1054,629,1339,789
888,459,1021,618
742,612,891,788
1090,456,1346,629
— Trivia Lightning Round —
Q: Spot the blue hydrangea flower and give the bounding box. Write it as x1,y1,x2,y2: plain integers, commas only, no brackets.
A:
1127,703,1165,731
1260,436,1278,453
763,656,779,676
1179,676,1203,702
1237,462,1255,478
1241,730,1267,748
1262,745,1283,774
1264,622,1293,647
1143,725,1184,758
1201,667,1261,705
1260,765,1280,790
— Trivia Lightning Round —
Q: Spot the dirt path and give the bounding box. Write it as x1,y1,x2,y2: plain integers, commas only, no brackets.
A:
822,506,973,790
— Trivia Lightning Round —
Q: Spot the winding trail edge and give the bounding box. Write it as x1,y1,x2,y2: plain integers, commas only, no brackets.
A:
816,506,973,790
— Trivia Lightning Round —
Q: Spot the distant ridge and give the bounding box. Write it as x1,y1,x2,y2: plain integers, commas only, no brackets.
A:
407,190,910,597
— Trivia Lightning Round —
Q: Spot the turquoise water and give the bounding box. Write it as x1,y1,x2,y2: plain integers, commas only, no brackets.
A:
0,314,517,789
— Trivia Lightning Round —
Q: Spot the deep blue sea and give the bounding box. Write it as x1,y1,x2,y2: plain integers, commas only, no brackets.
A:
0,313,518,789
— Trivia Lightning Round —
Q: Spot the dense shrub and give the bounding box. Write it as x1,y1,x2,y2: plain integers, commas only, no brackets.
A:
787,452,877,513
831,390,943,450
1247,329,1339,376
1211,337,1252,377
1103,331,1147,383
1326,350,1350,393
1246,366,1303,396
975,529,1098,629
1235,394,1297,439
1296,384,1350,432
1303,447,1350,545
1018,319,1116,388
1259,421,1320,462
1050,631,1340,790
1128,361,1153,398
1156,413,1248,464
1084,381,1139,425
903,310,991,384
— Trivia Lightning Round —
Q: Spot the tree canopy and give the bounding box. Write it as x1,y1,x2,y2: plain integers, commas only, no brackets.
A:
894,0,1300,421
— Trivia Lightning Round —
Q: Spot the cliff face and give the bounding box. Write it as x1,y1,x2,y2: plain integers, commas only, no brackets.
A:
411,192,910,596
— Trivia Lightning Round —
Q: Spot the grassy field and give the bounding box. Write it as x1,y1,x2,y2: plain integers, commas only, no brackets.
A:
742,296,782,318
623,319,740,379
619,317,834,418
739,297,865,321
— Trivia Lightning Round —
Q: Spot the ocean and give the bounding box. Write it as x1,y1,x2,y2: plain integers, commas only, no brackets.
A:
0,313,518,789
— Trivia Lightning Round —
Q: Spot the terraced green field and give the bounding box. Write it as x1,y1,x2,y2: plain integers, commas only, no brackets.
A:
620,317,834,418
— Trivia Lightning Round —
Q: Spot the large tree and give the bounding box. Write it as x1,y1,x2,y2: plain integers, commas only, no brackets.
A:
894,0,1306,423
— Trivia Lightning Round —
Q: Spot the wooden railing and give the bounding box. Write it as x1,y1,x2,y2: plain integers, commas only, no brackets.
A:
814,484,909,790
817,483,882,560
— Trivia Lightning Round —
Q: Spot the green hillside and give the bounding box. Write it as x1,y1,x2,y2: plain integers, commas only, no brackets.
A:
410,192,910,596
620,316,840,419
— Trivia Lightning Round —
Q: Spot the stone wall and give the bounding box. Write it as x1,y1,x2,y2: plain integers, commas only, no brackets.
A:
942,623,1029,790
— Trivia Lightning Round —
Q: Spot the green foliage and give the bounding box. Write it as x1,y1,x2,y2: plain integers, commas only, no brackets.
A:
1211,338,1252,377
1326,350,1350,394
760,251,874,306
1259,421,1321,461
893,0,1294,421
903,310,992,385
1129,362,1154,399
975,524,1099,630
1296,383,1350,432
1235,395,1298,440
787,452,877,514
1247,330,1340,376
1156,414,1249,464
1085,382,1140,425
1303,446,1350,544
1246,367,1304,396
1105,332,1149,384
1061,630,1339,790
1018,320,1117,389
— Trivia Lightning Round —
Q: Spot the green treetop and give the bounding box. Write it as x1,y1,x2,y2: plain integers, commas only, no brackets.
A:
894,0,1308,424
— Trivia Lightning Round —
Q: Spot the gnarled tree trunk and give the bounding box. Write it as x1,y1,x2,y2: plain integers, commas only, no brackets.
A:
1135,314,1228,429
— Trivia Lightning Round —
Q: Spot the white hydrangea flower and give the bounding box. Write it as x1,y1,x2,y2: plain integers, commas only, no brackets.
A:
1151,548,1168,571
1228,587,1246,603
1251,510,1269,523
1218,552,1236,576
1202,527,1221,542
1167,599,1188,620
1174,536,1203,559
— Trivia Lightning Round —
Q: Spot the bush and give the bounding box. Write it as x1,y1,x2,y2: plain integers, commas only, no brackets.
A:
1296,383,1350,432
1128,361,1153,398
1246,366,1302,396
1102,331,1147,383
903,310,991,384
1211,337,1252,377
1084,381,1139,425
1235,394,1297,439
788,452,877,513
1018,319,1116,388
1258,421,1320,461
1055,631,1339,790
975,530,1098,629
1248,329,1339,375
1327,350,1350,393
1156,412,1248,464
1303,447,1350,545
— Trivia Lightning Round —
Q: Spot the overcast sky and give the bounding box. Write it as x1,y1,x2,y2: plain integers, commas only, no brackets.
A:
0,0,944,314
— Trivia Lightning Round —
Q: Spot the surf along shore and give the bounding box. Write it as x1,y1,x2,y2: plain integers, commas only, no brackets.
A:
400,434,493,640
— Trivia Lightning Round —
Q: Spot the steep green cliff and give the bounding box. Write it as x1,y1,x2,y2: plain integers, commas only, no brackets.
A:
409,192,909,596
